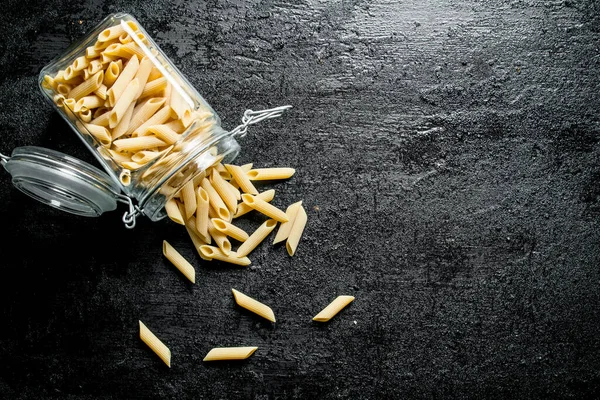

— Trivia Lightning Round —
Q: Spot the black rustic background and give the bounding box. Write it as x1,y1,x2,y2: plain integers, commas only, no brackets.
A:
1,0,599,399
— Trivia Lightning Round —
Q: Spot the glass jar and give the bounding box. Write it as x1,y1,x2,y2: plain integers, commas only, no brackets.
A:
1,12,290,227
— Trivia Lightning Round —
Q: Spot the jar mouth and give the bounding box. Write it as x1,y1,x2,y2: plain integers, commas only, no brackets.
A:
139,129,241,222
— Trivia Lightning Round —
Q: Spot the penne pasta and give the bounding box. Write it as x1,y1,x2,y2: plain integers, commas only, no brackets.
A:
109,78,139,128
82,123,112,147
236,219,277,257
201,177,230,221
203,346,258,362
139,320,171,367
165,198,184,225
211,218,249,242
103,60,121,88
75,95,104,112
67,70,104,101
210,168,238,212
98,24,126,42
286,204,307,256
234,189,275,219
195,186,210,239
131,104,172,137
139,76,167,100
107,54,139,107
312,295,355,322
185,223,211,261
111,102,136,139
162,240,195,283
112,136,167,152
180,180,196,220
246,167,296,181
199,245,251,266
125,97,167,136
273,200,303,244
207,219,232,255
133,56,154,99
231,288,276,322
240,194,289,223
147,124,181,144
225,164,258,194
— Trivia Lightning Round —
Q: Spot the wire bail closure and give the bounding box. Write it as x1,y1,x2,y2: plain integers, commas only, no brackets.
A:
230,105,292,138
118,194,142,229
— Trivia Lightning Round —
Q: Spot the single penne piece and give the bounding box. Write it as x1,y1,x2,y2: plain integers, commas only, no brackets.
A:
147,124,181,144
180,180,197,220
99,147,131,164
86,46,102,58
195,186,210,239
102,43,133,59
131,149,164,164
201,177,230,221
139,76,167,99
133,56,154,99
273,200,303,244
42,74,57,90
162,240,195,283
87,59,103,75
103,60,121,88
111,102,136,140
247,167,296,181
234,189,275,218
63,65,82,81
98,24,126,42
236,219,277,257
82,123,112,147
199,245,251,266
203,346,257,362
107,54,139,107
75,94,104,112
126,97,167,136
225,164,258,195
210,168,238,212
231,288,275,322
165,198,184,225
286,204,307,256
207,219,232,256
240,194,288,223
93,84,108,100
120,169,131,185
79,109,92,122
109,78,139,128
67,70,104,101
52,94,65,107
312,295,355,322
211,218,249,242
139,321,171,367
71,56,90,72
162,118,187,134
63,98,78,120
56,83,72,96
112,136,167,152
131,104,172,137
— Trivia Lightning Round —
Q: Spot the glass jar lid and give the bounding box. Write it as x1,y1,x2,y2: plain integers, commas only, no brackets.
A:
2,146,121,217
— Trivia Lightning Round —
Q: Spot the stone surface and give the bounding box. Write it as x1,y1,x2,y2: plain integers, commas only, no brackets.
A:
0,1,599,399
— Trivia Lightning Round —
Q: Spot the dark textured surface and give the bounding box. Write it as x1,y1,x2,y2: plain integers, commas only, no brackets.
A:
1,1,600,399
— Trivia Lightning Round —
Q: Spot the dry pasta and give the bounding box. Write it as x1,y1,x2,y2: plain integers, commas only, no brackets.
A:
236,219,277,258
312,295,355,322
203,346,258,362
231,288,276,322
246,167,296,181
240,194,289,223
286,204,307,256
165,197,184,225
211,218,249,242
199,245,251,266
225,164,258,194
139,320,171,367
234,189,275,218
162,240,195,283
273,200,303,244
